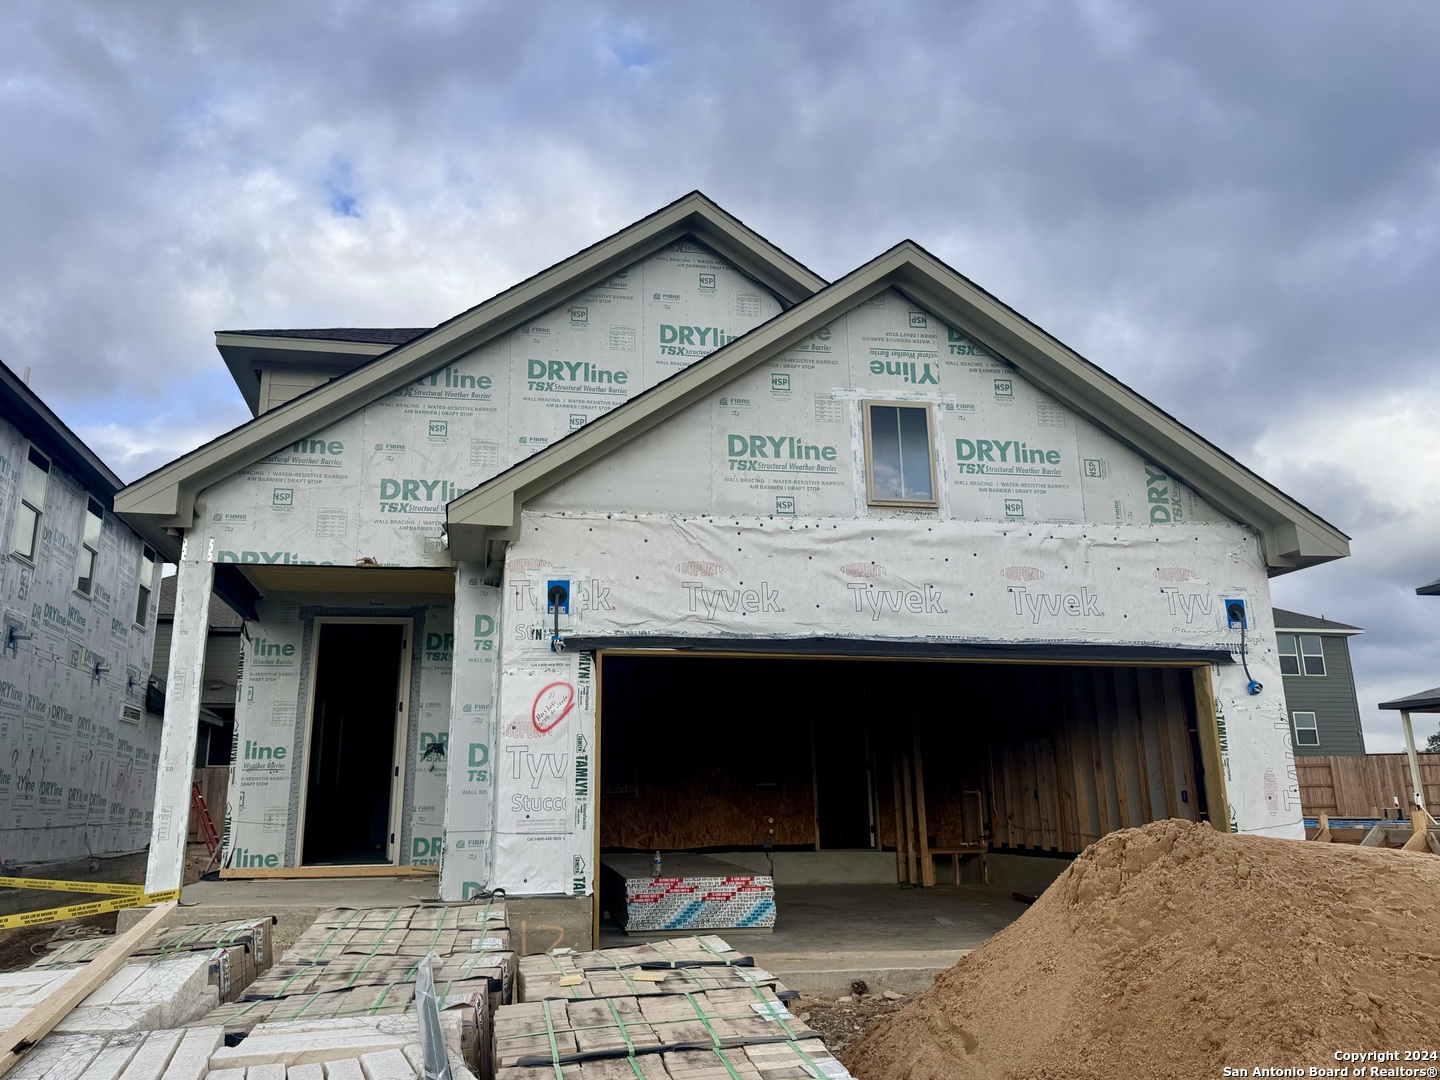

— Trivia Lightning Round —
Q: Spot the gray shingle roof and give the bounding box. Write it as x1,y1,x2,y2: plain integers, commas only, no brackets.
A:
1378,688,1440,712
157,574,243,628
1417,578,1440,596
1271,608,1362,632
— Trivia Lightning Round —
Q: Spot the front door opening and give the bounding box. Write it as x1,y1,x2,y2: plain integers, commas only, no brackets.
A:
302,622,405,865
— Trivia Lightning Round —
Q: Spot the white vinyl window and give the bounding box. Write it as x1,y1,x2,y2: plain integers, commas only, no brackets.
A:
1299,635,1325,676
863,402,938,507
1292,711,1319,747
75,498,104,596
1277,635,1300,676
10,447,50,559
134,547,157,627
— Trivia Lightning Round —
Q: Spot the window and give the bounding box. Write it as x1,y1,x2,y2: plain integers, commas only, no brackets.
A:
1277,635,1300,676
134,547,157,626
75,498,104,596
863,402,938,507
1292,711,1319,747
1278,634,1326,676
10,447,49,559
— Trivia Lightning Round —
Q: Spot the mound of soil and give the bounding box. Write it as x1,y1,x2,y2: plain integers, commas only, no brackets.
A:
845,819,1438,1080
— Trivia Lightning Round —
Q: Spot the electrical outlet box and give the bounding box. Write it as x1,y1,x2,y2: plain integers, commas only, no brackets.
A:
546,579,571,615
1224,598,1248,629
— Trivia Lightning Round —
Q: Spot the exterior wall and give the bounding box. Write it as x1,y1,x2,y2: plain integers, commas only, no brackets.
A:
222,591,454,870
1280,634,1366,756
0,417,160,864
189,240,783,569
258,367,331,415
532,288,1231,526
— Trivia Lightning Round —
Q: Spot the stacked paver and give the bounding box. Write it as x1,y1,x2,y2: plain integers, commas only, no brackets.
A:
496,936,852,1079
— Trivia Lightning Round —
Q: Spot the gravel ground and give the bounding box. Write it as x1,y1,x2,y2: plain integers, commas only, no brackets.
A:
793,988,916,1060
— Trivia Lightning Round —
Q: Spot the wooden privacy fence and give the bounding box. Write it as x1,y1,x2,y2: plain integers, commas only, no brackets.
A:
1297,753,1440,817
188,766,228,842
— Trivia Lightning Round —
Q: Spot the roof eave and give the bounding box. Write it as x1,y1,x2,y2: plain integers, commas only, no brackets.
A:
217,334,395,415
116,193,827,535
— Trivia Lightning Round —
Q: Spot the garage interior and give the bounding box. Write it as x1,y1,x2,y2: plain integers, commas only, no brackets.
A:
597,651,1220,935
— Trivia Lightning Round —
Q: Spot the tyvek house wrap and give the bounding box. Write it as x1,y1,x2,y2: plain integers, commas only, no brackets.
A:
0,417,162,866
499,512,1300,843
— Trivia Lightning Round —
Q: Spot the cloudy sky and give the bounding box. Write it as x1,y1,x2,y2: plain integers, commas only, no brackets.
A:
3,1,1436,749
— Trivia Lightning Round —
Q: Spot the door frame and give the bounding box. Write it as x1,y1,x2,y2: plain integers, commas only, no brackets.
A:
295,616,414,867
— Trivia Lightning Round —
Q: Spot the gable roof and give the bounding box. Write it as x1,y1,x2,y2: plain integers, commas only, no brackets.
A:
113,192,827,528
1272,608,1362,634
446,240,1349,575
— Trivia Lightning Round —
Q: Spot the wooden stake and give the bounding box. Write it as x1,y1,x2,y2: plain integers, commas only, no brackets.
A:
1314,813,1332,843
1401,810,1431,853
0,900,175,1078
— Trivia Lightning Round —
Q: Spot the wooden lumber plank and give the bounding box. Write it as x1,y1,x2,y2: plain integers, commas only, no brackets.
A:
1163,668,1201,821
1050,678,1078,853
911,711,934,888
1094,669,1131,828
891,752,906,883
1190,667,1231,831
1078,668,1113,836
1149,670,1180,819
900,747,918,884
218,865,436,880
1062,668,1100,846
1115,668,1151,823
0,901,176,1080
1135,669,1170,819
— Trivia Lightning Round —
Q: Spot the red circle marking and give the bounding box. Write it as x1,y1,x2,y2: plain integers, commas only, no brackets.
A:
531,682,576,733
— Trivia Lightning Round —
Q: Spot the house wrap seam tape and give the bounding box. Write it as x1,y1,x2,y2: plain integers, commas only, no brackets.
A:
0,888,180,929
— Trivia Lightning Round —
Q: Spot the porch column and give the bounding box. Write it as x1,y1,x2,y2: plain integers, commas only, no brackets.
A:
144,546,214,893
1400,710,1427,815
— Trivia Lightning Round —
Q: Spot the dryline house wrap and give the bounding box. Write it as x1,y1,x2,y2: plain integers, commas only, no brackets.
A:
114,193,1349,904
0,360,177,869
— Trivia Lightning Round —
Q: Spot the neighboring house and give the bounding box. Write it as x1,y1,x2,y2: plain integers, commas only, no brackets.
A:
116,193,1351,909
1271,608,1364,756
0,359,178,866
151,574,243,767
1378,576,1440,814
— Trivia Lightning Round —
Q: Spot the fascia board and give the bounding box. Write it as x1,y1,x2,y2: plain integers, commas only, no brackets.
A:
1273,626,1363,637
214,333,396,357
447,254,910,535
889,253,1350,570
117,194,826,533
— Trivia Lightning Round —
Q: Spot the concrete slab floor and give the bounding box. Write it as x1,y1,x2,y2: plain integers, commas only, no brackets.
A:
603,884,1028,996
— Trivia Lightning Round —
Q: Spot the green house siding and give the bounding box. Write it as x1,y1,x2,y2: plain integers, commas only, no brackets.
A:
1281,634,1365,756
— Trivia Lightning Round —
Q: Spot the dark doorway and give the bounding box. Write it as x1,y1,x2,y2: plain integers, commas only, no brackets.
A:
811,685,875,848
302,622,405,865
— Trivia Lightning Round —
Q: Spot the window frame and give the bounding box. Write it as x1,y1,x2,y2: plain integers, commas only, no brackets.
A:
861,400,940,509
1299,634,1326,676
10,446,50,560
134,546,157,627
1292,710,1319,747
75,497,104,597
1277,634,1301,676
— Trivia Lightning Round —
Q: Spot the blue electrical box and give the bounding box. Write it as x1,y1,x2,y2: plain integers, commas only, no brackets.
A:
546,579,571,615
1224,598,1248,629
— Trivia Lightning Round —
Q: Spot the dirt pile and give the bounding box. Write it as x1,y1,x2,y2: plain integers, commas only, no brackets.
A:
845,819,1438,1080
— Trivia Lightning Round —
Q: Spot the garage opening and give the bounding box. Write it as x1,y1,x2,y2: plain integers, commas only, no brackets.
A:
597,653,1215,900
300,620,409,866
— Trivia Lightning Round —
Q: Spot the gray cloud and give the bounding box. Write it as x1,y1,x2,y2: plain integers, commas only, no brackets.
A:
2,0,1435,747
